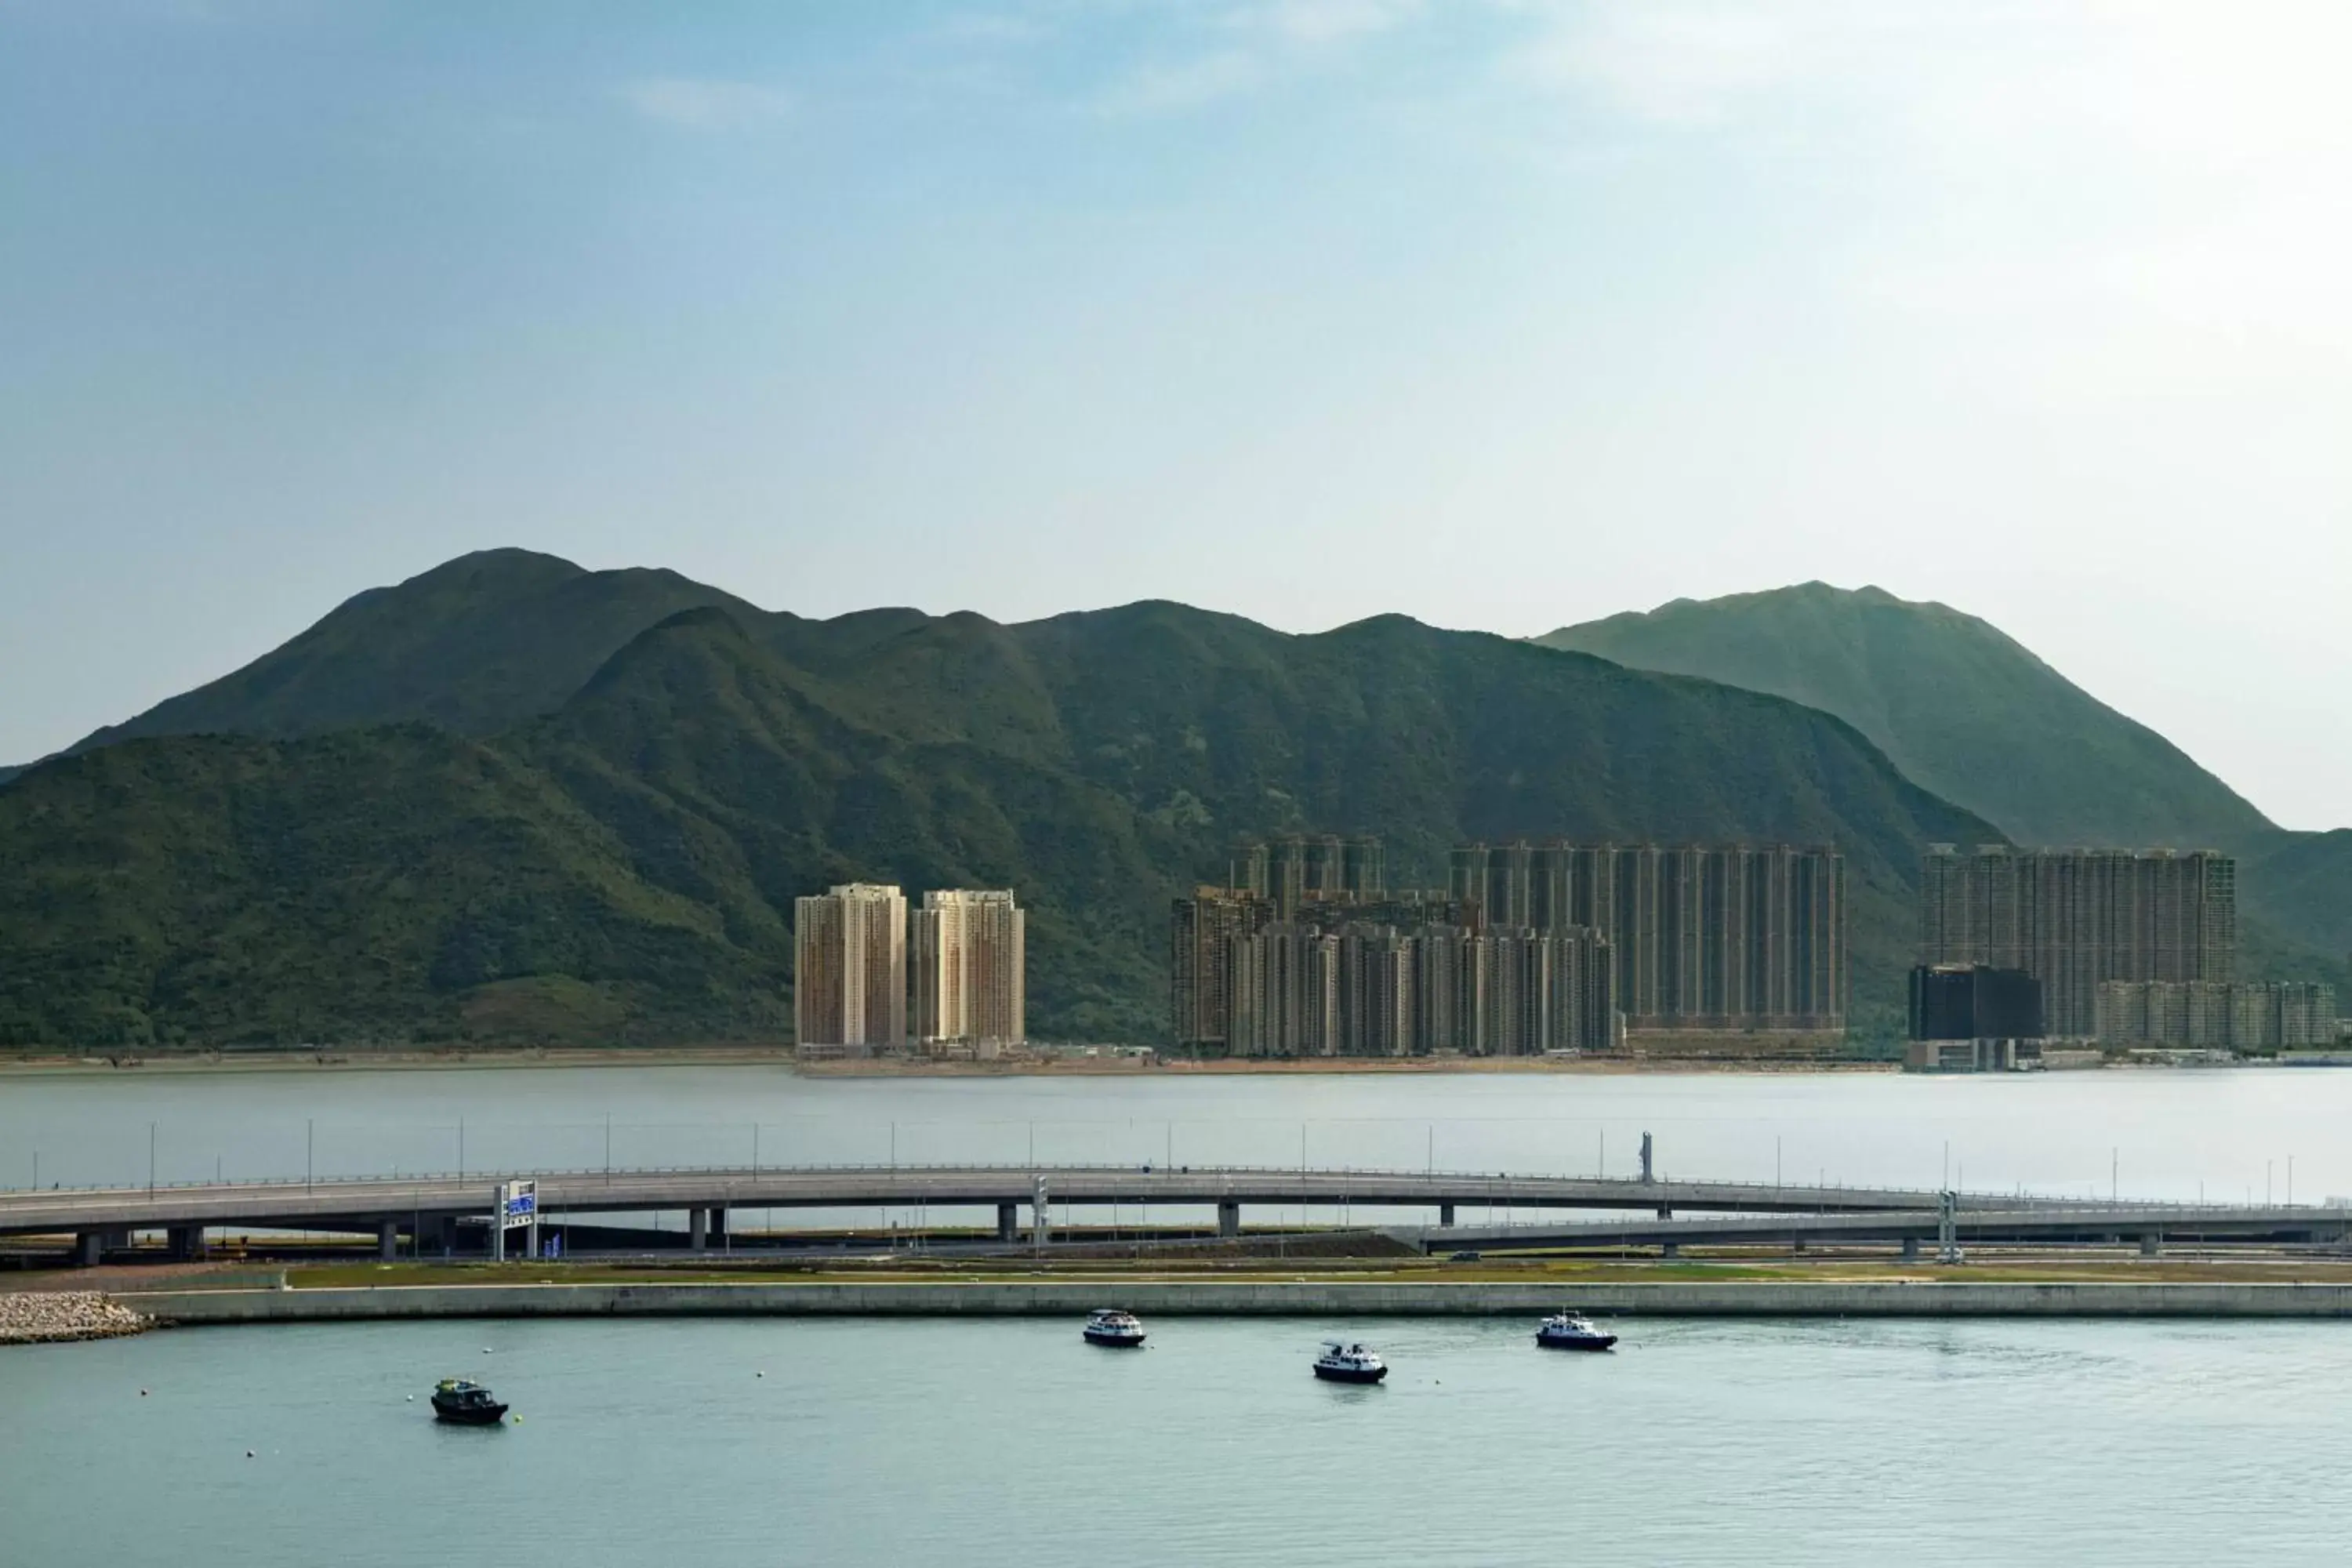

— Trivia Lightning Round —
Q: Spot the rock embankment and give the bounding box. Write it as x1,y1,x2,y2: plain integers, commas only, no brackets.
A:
0,1290,152,1345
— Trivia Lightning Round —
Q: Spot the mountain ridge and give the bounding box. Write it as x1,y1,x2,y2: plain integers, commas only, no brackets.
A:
0,561,2002,1048
1537,581,2349,993
1537,580,2277,849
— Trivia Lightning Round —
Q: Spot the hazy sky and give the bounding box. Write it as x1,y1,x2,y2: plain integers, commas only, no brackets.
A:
5,2,2349,828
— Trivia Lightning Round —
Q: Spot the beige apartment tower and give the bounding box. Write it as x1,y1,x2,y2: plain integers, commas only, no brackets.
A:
913,889,1027,1047
793,883,907,1049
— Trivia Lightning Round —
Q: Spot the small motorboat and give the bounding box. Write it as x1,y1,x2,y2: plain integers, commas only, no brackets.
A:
1312,1341,1388,1384
430,1378,509,1425
1083,1308,1147,1348
1536,1311,1618,1352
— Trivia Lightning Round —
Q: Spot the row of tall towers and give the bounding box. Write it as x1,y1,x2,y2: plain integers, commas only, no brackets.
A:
1915,845,2238,1036
793,884,1025,1051
1174,835,1846,1056
1449,840,1847,1033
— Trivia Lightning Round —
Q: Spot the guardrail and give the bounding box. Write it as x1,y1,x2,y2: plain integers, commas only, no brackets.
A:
0,1161,2193,1210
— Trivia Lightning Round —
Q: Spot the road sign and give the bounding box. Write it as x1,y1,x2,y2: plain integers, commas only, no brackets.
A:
493,1180,539,1263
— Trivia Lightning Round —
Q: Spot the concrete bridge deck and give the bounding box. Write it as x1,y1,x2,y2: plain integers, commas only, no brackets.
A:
0,1163,2169,1250
1419,1204,2352,1254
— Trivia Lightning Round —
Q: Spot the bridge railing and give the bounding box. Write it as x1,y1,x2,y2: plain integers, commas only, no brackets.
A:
0,1160,2198,1210
1424,1201,2350,1233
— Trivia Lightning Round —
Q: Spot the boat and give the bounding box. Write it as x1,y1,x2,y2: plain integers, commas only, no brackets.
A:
430,1378,509,1425
1312,1341,1388,1384
1083,1308,1147,1348
1535,1311,1617,1352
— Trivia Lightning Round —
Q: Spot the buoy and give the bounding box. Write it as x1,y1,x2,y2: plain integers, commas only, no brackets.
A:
245,1450,255,1459
140,1389,149,1397
756,1371,764,1378
482,1347,493,1355
405,1395,415,1402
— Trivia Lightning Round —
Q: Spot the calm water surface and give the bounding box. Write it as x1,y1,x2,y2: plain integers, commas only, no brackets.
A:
5,1314,2347,1566
2,1064,2347,1212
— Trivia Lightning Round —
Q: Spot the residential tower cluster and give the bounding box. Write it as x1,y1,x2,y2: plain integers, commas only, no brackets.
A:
1171,835,1848,1058
1909,845,2337,1068
794,884,1025,1058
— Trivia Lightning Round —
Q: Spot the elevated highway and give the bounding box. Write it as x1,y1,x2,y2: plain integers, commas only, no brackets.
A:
1417,1204,2352,1256
0,1163,2187,1265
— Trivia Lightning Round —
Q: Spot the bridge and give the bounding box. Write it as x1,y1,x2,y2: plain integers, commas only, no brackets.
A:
0,1162,2183,1265
1417,1203,2352,1258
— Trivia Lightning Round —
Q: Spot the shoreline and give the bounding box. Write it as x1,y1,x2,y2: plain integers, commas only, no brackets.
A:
107,1277,2352,1323
0,1046,1908,1079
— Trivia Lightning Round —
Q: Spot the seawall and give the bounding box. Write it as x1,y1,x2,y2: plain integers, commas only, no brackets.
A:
116,1279,2352,1323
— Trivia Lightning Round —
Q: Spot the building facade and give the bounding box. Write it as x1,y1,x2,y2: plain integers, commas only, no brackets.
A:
1171,837,1617,1058
1450,842,1846,1034
913,889,1025,1048
2093,981,2336,1050
1231,835,1385,916
1908,964,2044,1042
1171,887,1272,1054
1918,846,2237,1036
793,883,908,1050
1219,919,1617,1059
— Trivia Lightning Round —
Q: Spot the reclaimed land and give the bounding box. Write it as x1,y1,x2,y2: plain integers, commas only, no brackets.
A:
104,1257,2352,1323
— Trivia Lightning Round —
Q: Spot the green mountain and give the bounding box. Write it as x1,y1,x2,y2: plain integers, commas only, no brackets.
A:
72,548,755,749
0,557,1999,1048
1536,583,2350,987
1537,583,2273,849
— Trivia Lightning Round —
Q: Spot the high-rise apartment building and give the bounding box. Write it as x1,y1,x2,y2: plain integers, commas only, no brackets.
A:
2093,981,2334,1050
793,884,907,1049
1918,846,2236,1036
1171,887,1272,1054
1231,835,1385,916
913,889,1025,1047
1450,842,1846,1034
1214,916,1617,1059
1172,836,1617,1058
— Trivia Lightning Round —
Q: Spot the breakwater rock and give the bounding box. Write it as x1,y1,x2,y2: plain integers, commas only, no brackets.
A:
0,1290,152,1345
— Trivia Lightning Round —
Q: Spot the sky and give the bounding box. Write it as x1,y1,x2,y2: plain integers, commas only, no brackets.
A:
3,2,2349,827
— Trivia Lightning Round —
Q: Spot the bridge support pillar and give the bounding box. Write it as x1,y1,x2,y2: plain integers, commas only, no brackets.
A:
997,1203,1019,1243
710,1207,728,1249
1217,1200,1241,1240
379,1221,399,1261
168,1225,205,1261
1656,1207,1673,1221
1661,1241,1679,1258
1439,1203,1455,1227
1900,1236,1920,1261
2140,1230,2164,1258
74,1231,105,1268
690,1207,710,1251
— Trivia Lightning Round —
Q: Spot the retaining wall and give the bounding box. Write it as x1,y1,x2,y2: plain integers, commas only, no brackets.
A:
116,1279,2352,1323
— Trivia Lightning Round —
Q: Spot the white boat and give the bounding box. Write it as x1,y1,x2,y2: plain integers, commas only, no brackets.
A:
1083,1308,1147,1348
1312,1340,1388,1384
1535,1311,1617,1352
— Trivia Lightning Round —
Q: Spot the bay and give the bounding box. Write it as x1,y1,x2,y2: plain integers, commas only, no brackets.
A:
2,1313,2344,1566
2,1065,2346,1215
